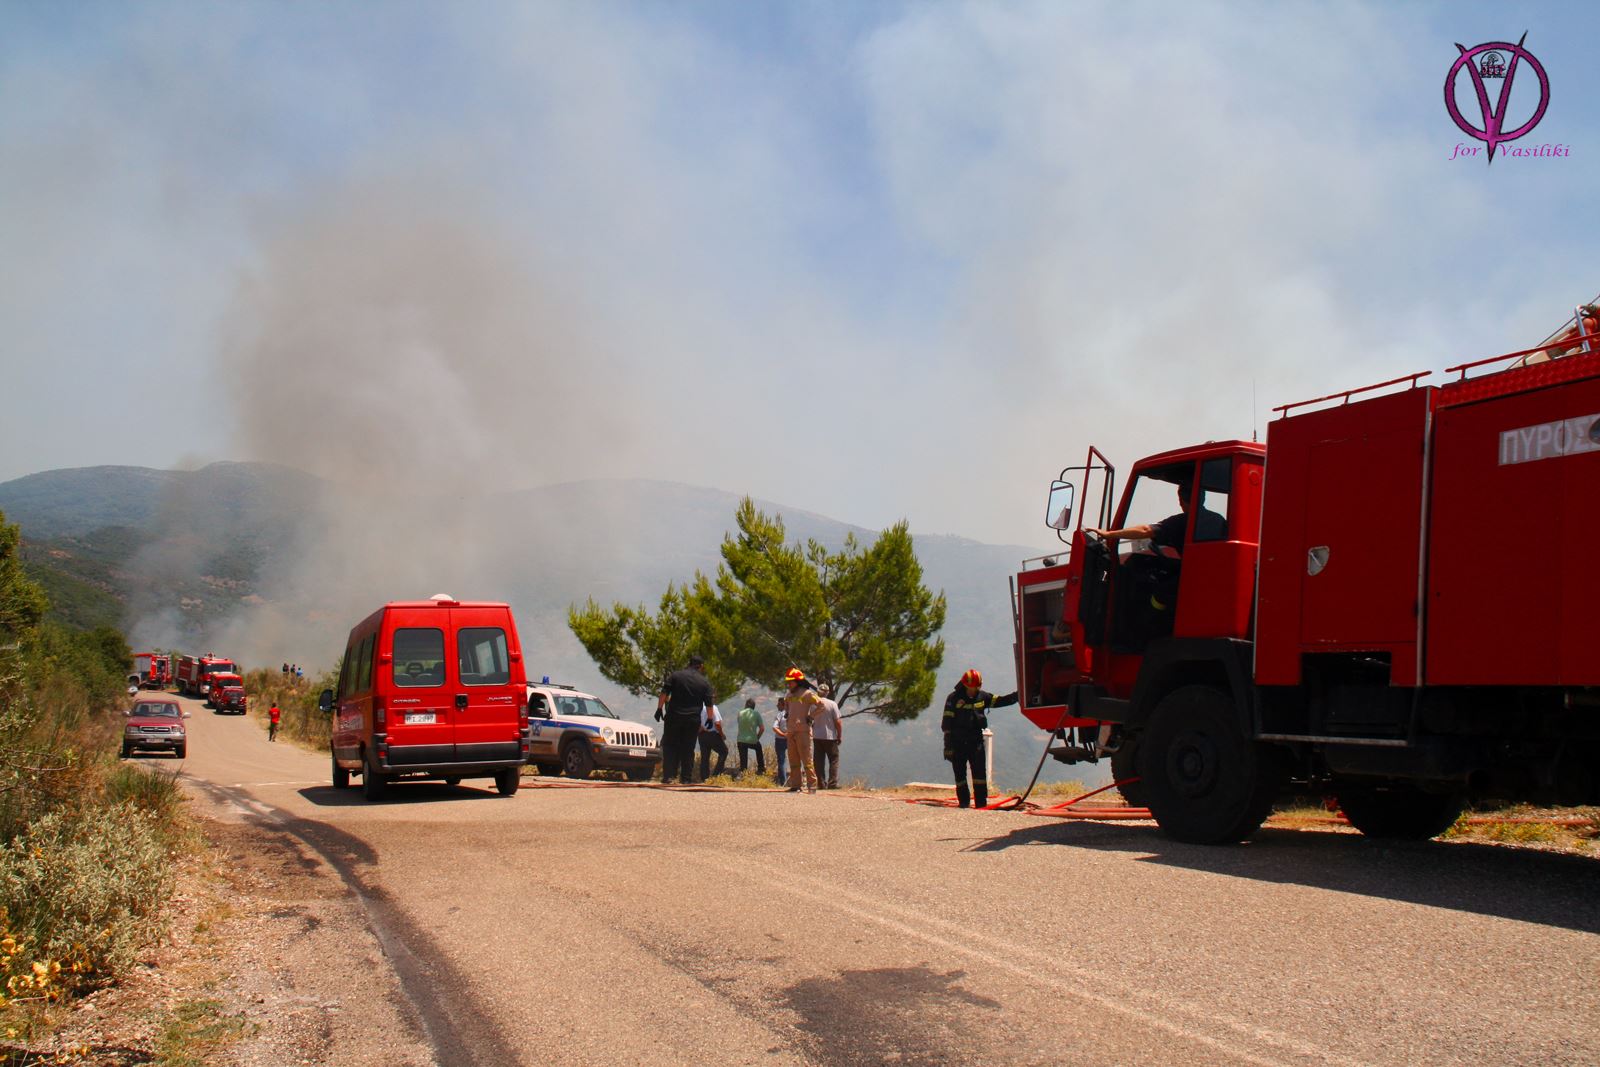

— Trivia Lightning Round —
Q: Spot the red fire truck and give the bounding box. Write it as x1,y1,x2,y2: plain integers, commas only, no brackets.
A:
133,652,172,690
176,654,240,699
1014,337,1600,843
207,671,246,712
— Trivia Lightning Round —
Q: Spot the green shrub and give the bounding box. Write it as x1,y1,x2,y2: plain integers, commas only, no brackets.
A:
103,763,189,831
0,803,175,1002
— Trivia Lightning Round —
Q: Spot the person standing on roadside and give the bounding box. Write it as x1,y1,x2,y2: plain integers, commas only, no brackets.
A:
942,669,1017,809
268,702,281,742
782,668,823,793
772,700,789,784
699,703,729,780
811,686,843,790
656,655,714,785
735,697,765,778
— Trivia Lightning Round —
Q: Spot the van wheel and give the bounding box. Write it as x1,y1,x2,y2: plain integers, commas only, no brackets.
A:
332,753,350,789
495,768,521,796
561,741,594,780
1143,685,1278,845
362,751,389,801
1335,784,1464,840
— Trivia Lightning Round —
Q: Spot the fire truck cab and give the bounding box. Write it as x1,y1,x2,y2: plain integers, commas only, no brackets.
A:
1015,342,1600,844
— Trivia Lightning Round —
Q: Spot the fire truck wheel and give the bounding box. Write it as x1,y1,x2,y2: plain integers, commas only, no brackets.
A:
332,753,351,789
494,768,521,796
1111,741,1147,807
362,751,389,801
1143,684,1276,845
1334,784,1464,840
562,740,594,780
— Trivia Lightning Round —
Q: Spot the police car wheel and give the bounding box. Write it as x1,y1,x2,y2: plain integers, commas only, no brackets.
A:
561,741,594,780
534,763,561,777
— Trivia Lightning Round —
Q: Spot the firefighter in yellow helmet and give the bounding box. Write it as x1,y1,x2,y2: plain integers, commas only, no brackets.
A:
942,668,1018,809
782,667,823,793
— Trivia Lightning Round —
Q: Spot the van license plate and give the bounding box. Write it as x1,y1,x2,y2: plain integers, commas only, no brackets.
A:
404,713,436,725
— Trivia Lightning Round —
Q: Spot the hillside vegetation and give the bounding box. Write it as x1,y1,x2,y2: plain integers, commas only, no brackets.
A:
0,508,189,1032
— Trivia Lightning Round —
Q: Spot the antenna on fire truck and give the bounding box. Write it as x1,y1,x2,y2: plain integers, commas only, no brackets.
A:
1252,379,1258,443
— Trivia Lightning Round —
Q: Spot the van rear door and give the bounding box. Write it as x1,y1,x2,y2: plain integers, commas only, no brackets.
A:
385,622,454,767
451,607,522,765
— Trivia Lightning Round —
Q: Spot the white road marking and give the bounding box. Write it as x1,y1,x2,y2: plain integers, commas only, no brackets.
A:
230,781,324,788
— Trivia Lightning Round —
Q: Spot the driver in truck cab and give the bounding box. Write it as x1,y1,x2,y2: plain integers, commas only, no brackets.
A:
1088,481,1224,555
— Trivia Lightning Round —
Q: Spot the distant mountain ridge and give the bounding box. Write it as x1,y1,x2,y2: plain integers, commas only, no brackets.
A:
0,462,1100,790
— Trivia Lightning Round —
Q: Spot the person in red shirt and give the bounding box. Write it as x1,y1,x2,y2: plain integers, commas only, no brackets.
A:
268,702,281,742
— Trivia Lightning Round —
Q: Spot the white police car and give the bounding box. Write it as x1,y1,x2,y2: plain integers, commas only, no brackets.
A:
526,681,660,780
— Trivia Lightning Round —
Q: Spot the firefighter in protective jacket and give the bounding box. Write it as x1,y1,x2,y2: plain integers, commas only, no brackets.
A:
942,669,1018,809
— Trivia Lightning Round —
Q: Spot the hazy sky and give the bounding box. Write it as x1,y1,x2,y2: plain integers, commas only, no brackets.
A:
2,1,1595,546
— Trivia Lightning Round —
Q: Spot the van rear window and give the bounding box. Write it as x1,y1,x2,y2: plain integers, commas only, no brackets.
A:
458,628,510,686
393,628,446,687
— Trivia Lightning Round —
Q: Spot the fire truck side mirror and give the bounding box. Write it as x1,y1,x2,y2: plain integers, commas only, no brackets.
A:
1044,481,1076,530
318,688,334,713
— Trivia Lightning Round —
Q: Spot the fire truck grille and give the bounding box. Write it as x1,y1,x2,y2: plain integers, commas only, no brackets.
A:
615,731,652,748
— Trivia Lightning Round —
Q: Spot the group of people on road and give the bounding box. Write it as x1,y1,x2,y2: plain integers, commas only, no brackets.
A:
654,658,845,792
654,654,1014,806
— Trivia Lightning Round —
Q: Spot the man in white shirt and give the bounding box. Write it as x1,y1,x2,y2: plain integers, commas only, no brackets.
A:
773,701,789,784
697,703,729,780
811,687,844,790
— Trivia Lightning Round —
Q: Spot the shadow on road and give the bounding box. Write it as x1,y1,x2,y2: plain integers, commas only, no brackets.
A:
783,965,999,1066
296,781,512,807
965,819,1600,934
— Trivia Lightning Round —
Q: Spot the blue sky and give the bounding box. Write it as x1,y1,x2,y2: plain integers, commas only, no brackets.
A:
1,1,1595,546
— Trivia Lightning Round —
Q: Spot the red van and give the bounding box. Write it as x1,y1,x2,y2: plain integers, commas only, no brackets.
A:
320,596,530,800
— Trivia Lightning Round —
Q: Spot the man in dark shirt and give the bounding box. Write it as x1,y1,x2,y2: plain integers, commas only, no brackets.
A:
656,655,714,785
1092,482,1225,554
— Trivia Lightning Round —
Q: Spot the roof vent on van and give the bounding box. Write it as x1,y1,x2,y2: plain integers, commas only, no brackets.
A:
429,593,460,605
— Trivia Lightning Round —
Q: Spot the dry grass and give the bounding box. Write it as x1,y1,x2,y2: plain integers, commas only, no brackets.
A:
1443,805,1599,853
153,999,255,1067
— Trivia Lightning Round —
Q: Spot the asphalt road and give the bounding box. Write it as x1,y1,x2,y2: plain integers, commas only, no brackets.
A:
159,693,1600,1067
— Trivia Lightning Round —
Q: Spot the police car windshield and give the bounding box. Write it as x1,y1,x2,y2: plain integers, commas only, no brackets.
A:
553,696,616,719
